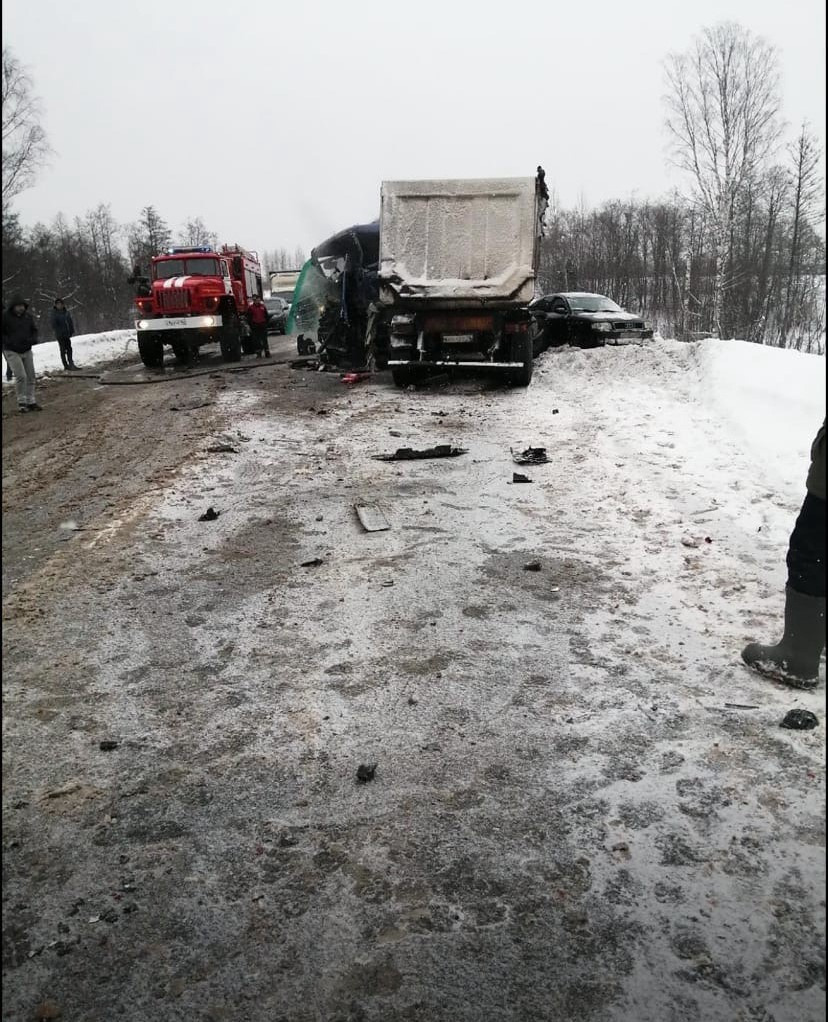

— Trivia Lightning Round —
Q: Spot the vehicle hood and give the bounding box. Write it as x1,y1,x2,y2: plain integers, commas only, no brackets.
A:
572,309,641,321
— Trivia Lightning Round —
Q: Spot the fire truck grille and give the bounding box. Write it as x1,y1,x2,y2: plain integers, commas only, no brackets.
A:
158,288,190,312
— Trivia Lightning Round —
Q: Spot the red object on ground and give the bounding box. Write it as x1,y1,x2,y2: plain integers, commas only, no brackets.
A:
341,372,372,384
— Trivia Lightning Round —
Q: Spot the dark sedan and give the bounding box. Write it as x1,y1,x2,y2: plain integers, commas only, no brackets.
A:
529,292,653,350
264,297,290,334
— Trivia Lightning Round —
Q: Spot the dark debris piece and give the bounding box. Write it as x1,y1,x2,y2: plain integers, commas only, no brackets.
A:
523,560,542,572
512,447,549,465
356,763,377,784
300,557,325,568
512,472,532,483
198,507,220,522
373,445,467,462
780,709,818,731
206,444,238,454
98,740,119,751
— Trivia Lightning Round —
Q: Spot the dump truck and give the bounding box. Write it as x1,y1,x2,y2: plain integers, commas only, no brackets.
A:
380,171,548,386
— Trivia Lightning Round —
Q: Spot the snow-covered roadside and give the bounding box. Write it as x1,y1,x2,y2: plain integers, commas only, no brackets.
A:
693,338,825,497
2,329,136,381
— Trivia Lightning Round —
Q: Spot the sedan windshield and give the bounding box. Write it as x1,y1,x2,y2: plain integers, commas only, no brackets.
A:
154,258,221,280
264,299,282,311
568,296,623,313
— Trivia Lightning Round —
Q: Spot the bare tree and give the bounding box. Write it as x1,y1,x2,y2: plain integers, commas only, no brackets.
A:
1,47,51,215
663,22,783,336
126,205,172,270
178,216,218,249
779,123,823,347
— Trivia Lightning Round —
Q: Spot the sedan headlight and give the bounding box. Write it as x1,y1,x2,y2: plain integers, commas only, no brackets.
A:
592,321,613,332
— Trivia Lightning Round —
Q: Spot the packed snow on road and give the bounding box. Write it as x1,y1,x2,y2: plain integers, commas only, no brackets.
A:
1,335,824,1022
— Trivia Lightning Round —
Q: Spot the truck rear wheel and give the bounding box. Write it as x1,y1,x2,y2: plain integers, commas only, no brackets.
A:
510,334,533,387
138,334,164,368
171,341,192,364
392,366,412,388
220,313,242,362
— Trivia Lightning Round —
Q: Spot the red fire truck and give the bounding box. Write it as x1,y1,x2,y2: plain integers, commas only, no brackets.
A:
133,244,263,367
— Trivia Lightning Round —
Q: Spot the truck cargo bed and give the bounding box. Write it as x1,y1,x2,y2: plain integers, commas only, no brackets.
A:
379,177,540,305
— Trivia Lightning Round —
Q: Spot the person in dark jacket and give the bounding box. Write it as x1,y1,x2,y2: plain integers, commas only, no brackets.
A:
1,295,41,412
742,419,826,688
50,299,78,370
247,296,270,358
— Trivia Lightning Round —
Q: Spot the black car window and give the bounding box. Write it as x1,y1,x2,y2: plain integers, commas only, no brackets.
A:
551,299,568,313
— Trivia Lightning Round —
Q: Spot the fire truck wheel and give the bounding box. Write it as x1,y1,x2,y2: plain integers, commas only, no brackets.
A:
137,334,164,368
171,342,192,364
220,314,242,362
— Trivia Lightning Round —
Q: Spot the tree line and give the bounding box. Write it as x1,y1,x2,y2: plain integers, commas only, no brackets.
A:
538,128,824,351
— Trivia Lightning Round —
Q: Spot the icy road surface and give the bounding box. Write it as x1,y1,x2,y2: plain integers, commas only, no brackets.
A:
2,338,825,1022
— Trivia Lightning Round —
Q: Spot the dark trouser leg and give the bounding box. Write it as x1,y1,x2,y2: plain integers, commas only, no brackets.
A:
58,338,70,369
786,493,826,597
742,493,826,686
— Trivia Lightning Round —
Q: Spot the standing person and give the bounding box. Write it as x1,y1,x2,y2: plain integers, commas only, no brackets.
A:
247,296,270,358
742,419,826,688
2,296,41,412
50,298,79,370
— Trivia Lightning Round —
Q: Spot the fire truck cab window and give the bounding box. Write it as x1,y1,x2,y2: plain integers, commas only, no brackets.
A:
155,258,220,280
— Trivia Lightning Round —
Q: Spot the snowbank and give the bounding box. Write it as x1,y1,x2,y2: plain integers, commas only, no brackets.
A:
693,338,825,498
3,330,136,382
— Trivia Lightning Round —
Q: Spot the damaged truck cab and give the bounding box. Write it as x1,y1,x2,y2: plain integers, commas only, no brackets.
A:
290,222,389,368
381,172,548,386
134,244,262,367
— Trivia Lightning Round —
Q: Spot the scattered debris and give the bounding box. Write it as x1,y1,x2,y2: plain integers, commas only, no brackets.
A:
98,740,119,751
681,535,700,548
374,445,468,462
552,408,559,414
300,557,325,568
389,430,403,437
354,501,391,533
512,447,548,465
780,709,818,731
523,560,542,572
511,472,532,484
205,444,237,454
342,371,372,385
723,702,759,710
315,514,324,522
407,696,418,706
170,400,212,412
381,580,395,588
356,763,377,784
198,507,220,522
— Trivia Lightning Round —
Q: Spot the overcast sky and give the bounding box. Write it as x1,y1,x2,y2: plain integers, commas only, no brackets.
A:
3,0,825,257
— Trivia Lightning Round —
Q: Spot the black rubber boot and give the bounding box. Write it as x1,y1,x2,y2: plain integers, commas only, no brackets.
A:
742,587,826,689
